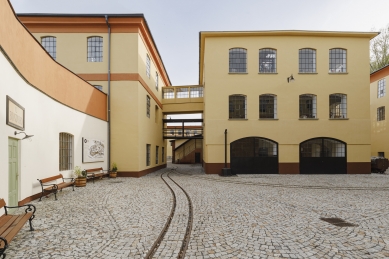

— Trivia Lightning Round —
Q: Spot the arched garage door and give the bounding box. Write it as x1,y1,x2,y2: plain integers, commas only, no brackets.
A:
300,138,346,174
231,137,278,174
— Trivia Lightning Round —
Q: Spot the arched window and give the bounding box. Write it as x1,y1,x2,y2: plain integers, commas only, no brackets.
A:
87,36,103,62
299,48,316,73
259,48,276,73
229,95,247,119
59,133,73,171
329,48,347,73
229,48,247,73
329,94,347,118
299,94,317,118
259,94,277,119
41,36,56,60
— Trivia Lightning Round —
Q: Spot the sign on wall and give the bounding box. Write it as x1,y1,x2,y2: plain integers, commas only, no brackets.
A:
82,138,105,163
6,95,25,131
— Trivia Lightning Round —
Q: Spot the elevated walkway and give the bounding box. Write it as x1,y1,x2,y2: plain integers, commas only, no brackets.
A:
163,119,203,139
162,85,204,114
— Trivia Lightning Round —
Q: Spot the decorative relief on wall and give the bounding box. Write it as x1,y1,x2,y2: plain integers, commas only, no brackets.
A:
82,138,105,163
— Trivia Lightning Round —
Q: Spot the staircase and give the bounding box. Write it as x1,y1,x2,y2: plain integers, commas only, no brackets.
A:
174,139,202,164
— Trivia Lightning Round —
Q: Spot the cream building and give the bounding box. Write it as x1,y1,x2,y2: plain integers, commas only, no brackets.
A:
199,31,377,174
370,65,389,157
1,0,107,205
19,14,171,177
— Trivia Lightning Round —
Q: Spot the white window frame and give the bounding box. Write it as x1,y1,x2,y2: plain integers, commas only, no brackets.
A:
378,78,386,98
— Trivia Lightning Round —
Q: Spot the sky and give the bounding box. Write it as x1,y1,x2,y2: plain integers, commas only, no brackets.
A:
10,0,389,86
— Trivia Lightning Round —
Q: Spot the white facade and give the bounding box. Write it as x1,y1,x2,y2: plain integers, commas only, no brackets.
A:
0,50,108,204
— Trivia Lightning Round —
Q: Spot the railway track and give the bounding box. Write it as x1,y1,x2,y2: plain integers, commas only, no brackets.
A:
145,169,193,259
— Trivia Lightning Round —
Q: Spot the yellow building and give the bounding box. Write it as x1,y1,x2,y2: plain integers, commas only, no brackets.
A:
370,65,389,158
19,14,171,177
199,31,377,174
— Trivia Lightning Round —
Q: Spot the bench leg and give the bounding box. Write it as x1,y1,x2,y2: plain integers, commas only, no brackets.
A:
28,217,35,231
54,191,58,200
0,236,8,259
39,192,44,202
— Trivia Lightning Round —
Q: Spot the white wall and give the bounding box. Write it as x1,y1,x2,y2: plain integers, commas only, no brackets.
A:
0,51,108,203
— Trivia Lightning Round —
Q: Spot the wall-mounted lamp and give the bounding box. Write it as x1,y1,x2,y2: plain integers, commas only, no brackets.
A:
287,74,295,83
14,131,34,141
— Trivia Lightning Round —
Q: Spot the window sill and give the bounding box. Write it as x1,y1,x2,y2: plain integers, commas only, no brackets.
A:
299,118,318,120
258,72,278,74
298,72,318,74
259,118,279,120
229,118,248,120
329,118,349,120
329,72,348,74
229,72,248,74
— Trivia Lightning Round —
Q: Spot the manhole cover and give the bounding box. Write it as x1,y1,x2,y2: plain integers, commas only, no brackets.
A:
320,218,358,227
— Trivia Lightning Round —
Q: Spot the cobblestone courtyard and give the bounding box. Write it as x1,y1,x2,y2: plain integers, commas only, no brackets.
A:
5,163,389,258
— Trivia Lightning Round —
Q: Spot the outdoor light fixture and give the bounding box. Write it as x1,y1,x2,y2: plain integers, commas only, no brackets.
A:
14,131,34,140
287,74,295,83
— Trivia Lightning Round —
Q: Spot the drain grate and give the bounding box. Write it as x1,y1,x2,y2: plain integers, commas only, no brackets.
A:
320,217,358,227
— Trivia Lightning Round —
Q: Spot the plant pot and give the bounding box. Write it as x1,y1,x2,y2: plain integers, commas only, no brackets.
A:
109,171,117,178
75,177,87,187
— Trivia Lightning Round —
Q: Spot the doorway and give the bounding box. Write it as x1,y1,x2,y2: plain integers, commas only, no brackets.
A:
8,138,19,206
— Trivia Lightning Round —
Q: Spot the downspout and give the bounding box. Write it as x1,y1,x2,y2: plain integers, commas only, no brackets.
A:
105,15,111,171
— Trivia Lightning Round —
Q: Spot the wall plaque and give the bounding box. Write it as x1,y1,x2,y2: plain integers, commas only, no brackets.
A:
82,137,105,163
6,95,25,130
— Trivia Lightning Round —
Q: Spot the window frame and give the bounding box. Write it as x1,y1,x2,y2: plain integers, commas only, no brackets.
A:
259,48,277,73
299,94,317,119
329,94,347,119
377,106,385,121
146,54,151,78
229,95,247,119
41,36,56,60
162,147,165,163
229,48,247,73
155,72,159,91
87,36,103,62
329,48,347,73
146,95,150,118
259,94,277,119
146,144,151,166
59,133,73,171
299,48,316,73
378,78,386,98
156,146,159,164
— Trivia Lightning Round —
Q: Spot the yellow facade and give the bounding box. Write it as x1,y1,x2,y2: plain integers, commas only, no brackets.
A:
20,15,170,176
200,31,376,174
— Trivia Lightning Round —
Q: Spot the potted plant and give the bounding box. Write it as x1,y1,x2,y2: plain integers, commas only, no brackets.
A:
73,166,87,187
110,162,118,178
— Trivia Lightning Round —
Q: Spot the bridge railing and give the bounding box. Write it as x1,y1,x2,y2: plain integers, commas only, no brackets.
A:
162,86,204,99
163,128,203,139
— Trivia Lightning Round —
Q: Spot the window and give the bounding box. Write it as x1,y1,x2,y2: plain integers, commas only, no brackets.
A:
378,152,385,158
41,36,56,60
59,133,73,171
229,48,247,73
259,94,277,119
146,95,150,118
329,94,347,118
163,88,174,99
299,94,317,118
94,85,103,91
299,48,316,73
146,144,151,166
156,146,159,164
378,106,385,121
176,87,189,98
229,95,246,119
378,79,386,98
155,105,159,123
146,54,150,78
329,48,347,73
155,72,159,90
162,147,165,162
87,37,103,62
190,87,204,98
259,49,276,73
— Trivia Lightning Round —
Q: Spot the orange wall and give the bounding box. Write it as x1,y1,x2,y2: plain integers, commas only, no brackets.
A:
0,0,107,120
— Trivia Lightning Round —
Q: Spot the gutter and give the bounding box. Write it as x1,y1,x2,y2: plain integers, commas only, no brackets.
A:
105,15,111,171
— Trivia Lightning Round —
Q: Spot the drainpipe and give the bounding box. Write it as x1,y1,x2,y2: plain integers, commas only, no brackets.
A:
105,15,111,171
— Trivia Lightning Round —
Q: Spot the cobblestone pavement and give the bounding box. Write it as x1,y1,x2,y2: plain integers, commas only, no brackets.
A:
5,163,389,258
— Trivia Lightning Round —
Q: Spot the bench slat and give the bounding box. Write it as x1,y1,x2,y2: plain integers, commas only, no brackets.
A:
0,215,16,236
0,199,5,209
40,174,63,183
1,213,32,245
86,168,103,173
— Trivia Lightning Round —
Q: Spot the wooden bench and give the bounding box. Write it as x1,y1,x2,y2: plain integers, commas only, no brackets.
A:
85,168,108,183
37,174,74,201
0,198,36,258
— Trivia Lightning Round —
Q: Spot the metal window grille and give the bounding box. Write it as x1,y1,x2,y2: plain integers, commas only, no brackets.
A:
59,133,73,171
299,94,317,118
146,144,151,166
329,49,347,73
229,48,247,73
231,137,277,157
229,95,246,119
87,37,103,62
378,106,385,121
155,72,159,90
329,94,347,118
163,88,174,99
94,85,103,91
146,55,150,78
176,87,189,98
190,87,204,98
146,96,150,118
378,79,386,98
301,138,345,157
259,49,277,73
156,146,159,164
42,36,56,60
378,152,385,157
259,95,277,118
162,147,165,162
299,48,316,73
